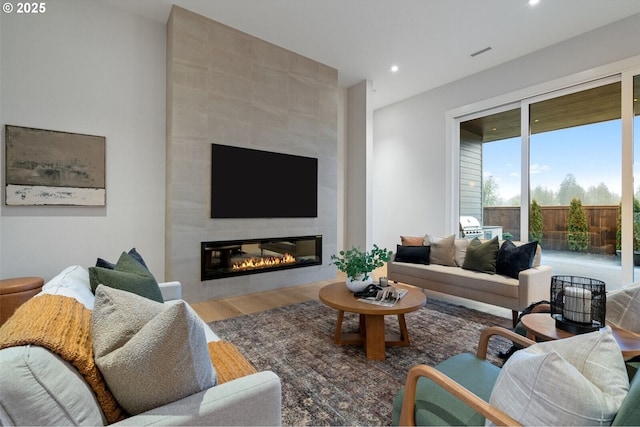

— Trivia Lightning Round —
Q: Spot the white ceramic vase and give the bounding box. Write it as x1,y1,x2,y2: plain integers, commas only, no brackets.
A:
345,274,373,292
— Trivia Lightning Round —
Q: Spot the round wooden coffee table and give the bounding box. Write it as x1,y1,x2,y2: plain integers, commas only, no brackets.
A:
319,282,426,360
521,312,640,360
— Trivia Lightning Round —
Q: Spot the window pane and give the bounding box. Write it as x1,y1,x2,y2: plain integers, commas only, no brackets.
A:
530,82,621,289
459,108,520,240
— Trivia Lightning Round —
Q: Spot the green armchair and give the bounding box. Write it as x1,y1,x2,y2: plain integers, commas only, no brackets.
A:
393,326,640,426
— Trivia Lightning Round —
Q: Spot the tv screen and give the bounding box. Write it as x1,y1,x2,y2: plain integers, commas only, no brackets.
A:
211,144,318,218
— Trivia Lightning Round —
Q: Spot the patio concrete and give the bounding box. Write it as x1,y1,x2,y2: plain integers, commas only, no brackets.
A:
541,250,640,291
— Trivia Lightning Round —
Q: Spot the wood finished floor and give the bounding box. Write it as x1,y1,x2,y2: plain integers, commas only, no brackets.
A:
190,266,511,323
190,277,337,323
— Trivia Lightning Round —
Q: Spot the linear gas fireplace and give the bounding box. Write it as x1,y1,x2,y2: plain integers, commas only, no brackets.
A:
201,235,322,280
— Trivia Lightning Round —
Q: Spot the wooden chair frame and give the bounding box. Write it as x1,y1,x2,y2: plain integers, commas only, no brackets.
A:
398,326,536,426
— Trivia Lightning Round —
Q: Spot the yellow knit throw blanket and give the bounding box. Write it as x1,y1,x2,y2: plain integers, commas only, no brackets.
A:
0,294,125,424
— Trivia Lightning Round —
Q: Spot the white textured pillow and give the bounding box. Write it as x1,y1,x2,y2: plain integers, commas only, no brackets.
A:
92,285,216,415
425,234,456,266
38,265,95,309
606,283,640,333
489,327,629,426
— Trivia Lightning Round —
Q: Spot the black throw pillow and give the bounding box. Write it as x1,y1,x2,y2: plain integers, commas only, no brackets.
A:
496,240,538,279
395,244,430,265
96,247,148,269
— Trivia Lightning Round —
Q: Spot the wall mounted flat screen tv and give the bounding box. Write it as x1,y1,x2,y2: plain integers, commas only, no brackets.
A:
211,144,318,218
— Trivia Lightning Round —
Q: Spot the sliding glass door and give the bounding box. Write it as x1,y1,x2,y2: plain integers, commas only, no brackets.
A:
528,81,622,288
457,72,638,290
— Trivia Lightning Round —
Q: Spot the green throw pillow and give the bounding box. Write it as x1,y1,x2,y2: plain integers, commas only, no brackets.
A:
461,236,499,274
89,251,163,302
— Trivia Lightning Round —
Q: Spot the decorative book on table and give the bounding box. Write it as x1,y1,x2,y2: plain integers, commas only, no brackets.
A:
358,288,408,307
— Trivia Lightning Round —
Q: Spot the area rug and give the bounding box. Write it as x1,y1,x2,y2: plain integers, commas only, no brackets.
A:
209,298,513,426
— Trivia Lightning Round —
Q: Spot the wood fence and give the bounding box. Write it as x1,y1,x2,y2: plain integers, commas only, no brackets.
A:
483,205,619,254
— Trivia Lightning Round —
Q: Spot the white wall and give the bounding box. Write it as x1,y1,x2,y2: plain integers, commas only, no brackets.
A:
0,1,166,281
373,13,640,252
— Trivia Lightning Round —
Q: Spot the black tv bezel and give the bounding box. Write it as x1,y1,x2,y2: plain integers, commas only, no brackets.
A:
210,144,318,219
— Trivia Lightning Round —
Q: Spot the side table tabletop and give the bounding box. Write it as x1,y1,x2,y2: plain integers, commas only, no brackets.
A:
0,277,44,326
318,282,426,360
521,312,640,360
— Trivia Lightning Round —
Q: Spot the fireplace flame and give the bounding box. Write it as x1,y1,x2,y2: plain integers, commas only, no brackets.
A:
232,253,296,270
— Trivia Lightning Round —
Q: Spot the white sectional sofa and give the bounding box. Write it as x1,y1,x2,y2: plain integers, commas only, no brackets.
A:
0,265,282,426
387,235,553,326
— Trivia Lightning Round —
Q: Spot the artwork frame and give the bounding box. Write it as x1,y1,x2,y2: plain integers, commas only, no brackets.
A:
5,125,106,206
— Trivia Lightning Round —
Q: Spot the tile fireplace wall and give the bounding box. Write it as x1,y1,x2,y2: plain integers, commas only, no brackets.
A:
166,6,338,302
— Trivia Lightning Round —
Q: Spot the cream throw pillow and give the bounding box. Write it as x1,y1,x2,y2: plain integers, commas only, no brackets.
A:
92,285,216,415
425,234,456,266
606,282,640,333
488,327,629,426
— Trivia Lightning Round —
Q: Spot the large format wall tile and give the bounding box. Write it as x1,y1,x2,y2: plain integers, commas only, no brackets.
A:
167,6,338,301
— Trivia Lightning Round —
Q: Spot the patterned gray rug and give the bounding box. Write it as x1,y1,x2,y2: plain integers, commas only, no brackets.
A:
209,297,513,426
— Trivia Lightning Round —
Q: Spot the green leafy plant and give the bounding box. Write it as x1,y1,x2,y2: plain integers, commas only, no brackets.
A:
615,199,640,252
529,199,543,245
330,245,392,281
567,198,589,252
502,231,513,240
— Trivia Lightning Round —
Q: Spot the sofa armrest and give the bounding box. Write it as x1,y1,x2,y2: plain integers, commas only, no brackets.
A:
113,371,282,426
159,281,182,301
517,265,553,309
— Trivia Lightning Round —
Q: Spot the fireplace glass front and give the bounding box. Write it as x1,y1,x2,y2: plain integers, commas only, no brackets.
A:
201,235,322,280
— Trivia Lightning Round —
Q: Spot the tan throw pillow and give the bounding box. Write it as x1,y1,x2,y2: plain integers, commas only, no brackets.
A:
92,285,216,415
425,234,456,266
400,235,426,246
489,327,629,426
453,238,469,266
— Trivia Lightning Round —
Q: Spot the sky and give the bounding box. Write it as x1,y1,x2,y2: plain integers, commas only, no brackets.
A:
482,119,637,202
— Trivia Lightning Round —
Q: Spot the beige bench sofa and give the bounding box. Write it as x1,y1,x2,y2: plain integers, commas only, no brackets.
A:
387,235,552,326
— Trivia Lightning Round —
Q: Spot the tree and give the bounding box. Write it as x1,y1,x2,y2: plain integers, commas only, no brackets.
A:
585,182,619,205
616,199,640,251
531,185,556,206
482,176,500,207
567,198,589,252
530,199,543,245
557,174,585,206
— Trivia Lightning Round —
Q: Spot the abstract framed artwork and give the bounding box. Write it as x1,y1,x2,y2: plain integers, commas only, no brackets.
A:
5,125,106,206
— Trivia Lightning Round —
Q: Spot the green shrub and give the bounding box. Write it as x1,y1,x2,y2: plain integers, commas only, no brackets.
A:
530,199,543,245
567,198,589,252
616,199,640,252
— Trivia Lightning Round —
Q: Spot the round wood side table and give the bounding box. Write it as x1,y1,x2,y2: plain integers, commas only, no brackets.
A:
521,312,640,361
0,277,44,326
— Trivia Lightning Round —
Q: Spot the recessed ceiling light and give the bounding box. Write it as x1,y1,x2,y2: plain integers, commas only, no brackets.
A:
390,65,399,73
529,0,539,5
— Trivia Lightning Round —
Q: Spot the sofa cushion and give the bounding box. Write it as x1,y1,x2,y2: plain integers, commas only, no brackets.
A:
462,236,499,274
425,234,456,267
388,262,519,300
489,327,629,426
92,285,216,415
0,345,105,426
89,251,163,302
38,265,95,310
395,245,430,264
400,235,426,246
495,240,537,279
